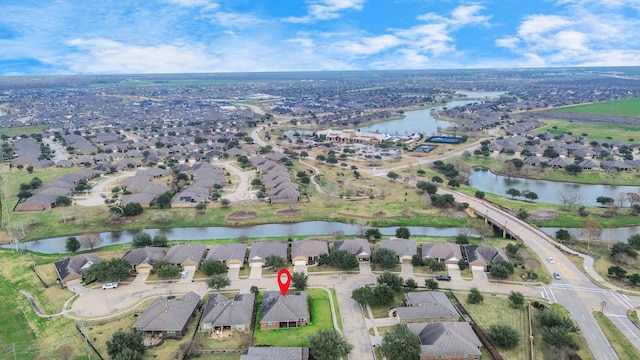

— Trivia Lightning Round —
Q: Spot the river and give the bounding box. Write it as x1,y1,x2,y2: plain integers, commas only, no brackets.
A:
4,222,468,254
469,169,640,207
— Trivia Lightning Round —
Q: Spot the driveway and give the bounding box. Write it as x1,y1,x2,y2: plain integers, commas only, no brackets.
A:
359,262,372,275
249,265,263,279
401,262,413,278
131,272,150,286
472,269,488,283
448,267,463,281
294,264,308,275
228,267,240,281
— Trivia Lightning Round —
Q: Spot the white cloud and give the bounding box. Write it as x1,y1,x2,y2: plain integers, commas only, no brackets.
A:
162,0,216,8
495,37,520,50
333,34,401,56
418,5,490,28
211,11,266,28
284,0,365,23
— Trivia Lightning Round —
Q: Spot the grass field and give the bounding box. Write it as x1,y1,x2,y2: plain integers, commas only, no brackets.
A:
553,98,640,118
0,125,48,137
252,288,335,347
593,311,640,359
538,119,640,142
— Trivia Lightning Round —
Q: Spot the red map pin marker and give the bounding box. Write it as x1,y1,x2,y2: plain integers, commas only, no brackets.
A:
277,268,291,297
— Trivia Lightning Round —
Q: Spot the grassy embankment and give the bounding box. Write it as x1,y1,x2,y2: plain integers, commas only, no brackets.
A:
593,311,640,359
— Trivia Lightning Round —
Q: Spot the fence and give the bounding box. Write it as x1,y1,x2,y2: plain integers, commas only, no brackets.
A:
449,292,504,360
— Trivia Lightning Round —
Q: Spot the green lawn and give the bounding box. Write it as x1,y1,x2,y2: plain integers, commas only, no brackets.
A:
538,119,640,143
593,311,640,360
252,288,335,347
553,98,640,118
1,125,48,136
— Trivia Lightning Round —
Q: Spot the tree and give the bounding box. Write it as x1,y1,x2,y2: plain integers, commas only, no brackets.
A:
373,285,396,307
555,229,571,243
55,196,72,207
505,243,520,257
371,248,399,269
508,291,525,308
365,228,382,242
458,259,468,270
309,329,353,360
387,171,399,181
65,236,80,253
201,259,227,276
395,226,410,239
250,285,260,295
17,190,33,200
107,331,145,360
207,274,231,292
487,324,520,348
490,260,514,279
596,196,615,207
628,234,640,249
26,165,34,173
468,287,483,304
195,202,207,213
155,261,181,278
522,190,538,202
80,232,103,250
506,188,521,199
220,198,231,208
265,255,286,271
424,278,439,290
380,325,420,360
29,177,42,189
132,232,152,248
560,192,581,210
152,234,168,247
411,254,424,266
84,258,131,282
377,271,404,292
607,265,627,278
542,326,579,350
292,271,308,290
564,164,583,176
328,250,359,270
581,219,602,250
416,181,437,195
123,202,143,216
474,191,485,199
426,258,445,272
405,278,418,291
156,191,173,209
352,286,375,306
430,194,455,207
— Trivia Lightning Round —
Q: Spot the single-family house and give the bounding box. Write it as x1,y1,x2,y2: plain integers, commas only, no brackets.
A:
241,347,310,360
54,253,101,287
199,293,255,336
248,242,288,268
380,238,417,263
260,291,310,330
422,243,463,268
163,244,208,272
205,244,247,268
396,292,458,324
333,238,371,261
464,244,510,271
291,239,329,265
122,247,166,274
406,322,482,360
133,291,201,339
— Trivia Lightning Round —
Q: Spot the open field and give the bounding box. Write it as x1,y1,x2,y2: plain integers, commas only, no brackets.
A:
252,288,334,347
0,124,48,136
553,98,640,118
539,119,640,142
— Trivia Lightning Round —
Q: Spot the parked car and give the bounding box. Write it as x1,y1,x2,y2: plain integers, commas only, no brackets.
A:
553,272,561,280
436,275,452,281
547,257,554,263
181,271,188,278
102,283,118,290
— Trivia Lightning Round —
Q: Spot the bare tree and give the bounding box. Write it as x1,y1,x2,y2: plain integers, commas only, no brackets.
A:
580,220,602,251
616,192,628,209
560,192,581,210
628,192,640,207
80,232,103,250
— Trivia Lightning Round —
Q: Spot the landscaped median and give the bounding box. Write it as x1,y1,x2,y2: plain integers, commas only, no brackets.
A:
253,288,335,347
594,311,640,359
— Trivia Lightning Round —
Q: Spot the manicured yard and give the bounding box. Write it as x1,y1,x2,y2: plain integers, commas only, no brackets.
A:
552,98,640,118
252,288,335,347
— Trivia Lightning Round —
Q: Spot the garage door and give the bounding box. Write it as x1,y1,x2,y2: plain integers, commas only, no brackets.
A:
447,264,459,270
184,265,197,273
229,264,241,269
471,265,485,271
294,260,306,266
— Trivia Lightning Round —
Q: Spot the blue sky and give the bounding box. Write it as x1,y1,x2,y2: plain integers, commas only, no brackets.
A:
1,0,639,75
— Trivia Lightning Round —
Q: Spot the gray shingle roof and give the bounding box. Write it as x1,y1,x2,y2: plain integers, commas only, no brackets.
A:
164,244,207,265
260,291,309,323
122,247,166,266
248,242,287,263
240,347,309,360
291,240,328,260
200,293,255,327
54,253,100,281
422,243,462,262
206,243,247,263
397,292,458,322
133,292,201,332
380,238,417,258
334,238,371,258
406,322,482,356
